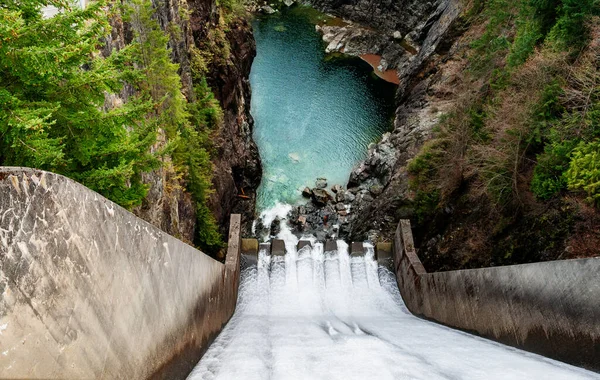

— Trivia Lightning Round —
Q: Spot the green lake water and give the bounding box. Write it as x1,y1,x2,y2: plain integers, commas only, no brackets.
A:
250,6,396,212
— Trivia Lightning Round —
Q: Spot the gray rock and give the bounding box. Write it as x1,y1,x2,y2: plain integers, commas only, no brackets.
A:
335,191,346,203
316,231,327,241
331,184,343,193
315,178,328,189
344,191,356,203
260,5,276,14
369,184,384,196
361,193,374,203
335,203,346,211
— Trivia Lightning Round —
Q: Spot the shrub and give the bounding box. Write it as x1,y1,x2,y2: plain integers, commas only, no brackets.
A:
566,140,600,204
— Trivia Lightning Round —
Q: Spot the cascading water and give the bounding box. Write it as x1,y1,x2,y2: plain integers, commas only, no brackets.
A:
188,241,599,380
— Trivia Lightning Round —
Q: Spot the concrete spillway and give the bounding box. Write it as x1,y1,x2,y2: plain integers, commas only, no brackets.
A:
187,242,599,380
1,168,598,379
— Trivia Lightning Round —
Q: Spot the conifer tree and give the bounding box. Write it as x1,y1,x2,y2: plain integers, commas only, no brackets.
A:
0,0,159,208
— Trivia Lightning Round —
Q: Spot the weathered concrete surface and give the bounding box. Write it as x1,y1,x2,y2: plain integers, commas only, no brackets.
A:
324,240,337,253
0,168,241,379
271,240,286,256
393,220,600,372
298,241,312,251
351,242,366,257
241,238,259,267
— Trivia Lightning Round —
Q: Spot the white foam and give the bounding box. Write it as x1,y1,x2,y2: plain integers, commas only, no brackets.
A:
188,243,599,380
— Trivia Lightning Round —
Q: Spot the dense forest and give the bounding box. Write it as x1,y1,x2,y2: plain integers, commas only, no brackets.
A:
0,0,229,252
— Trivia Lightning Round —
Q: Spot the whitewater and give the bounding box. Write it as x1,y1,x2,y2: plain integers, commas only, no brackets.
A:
188,230,599,380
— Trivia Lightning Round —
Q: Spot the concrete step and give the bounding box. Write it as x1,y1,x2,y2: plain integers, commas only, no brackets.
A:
240,238,392,265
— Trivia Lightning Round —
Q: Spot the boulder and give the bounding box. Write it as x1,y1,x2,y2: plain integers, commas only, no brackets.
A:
335,203,346,211
344,191,356,203
331,184,343,193
260,5,276,14
302,187,313,198
270,218,281,236
297,215,307,226
311,188,331,206
369,184,384,196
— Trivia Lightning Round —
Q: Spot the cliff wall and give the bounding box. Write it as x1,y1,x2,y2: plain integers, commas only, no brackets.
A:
106,0,261,247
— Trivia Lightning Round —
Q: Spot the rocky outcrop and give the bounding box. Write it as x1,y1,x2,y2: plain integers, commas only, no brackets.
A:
311,0,462,95
297,0,463,243
104,0,261,244
204,19,262,237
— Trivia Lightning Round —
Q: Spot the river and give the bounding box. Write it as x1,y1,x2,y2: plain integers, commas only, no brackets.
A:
250,6,396,212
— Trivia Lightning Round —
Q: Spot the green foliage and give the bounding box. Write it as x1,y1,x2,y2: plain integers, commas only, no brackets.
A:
547,0,600,48
0,0,226,251
0,0,159,208
188,78,223,132
566,140,600,204
124,0,224,251
508,17,543,67
531,139,575,198
469,0,514,73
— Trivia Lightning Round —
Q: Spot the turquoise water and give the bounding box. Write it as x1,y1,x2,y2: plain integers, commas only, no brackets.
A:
251,6,396,211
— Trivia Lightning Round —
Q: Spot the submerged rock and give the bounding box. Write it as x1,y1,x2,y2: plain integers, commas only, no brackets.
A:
315,178,328,189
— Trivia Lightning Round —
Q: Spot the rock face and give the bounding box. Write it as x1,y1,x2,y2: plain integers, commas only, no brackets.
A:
104,0,261,243
298,0,463,244
203,18,262,237
312,0,462,95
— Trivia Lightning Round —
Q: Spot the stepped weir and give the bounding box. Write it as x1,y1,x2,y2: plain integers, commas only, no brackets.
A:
1,168,599,379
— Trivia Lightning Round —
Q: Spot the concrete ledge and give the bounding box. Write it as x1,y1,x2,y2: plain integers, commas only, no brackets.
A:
271,239,286,256
0,167,242,379
324,240,337,252
351,242,366,257
393,219,600,372
376,242,392,267
241,238,259,266
241,239,259,255
298,240,312,251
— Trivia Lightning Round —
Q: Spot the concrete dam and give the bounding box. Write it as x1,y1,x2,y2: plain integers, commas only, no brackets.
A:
1,167,599,379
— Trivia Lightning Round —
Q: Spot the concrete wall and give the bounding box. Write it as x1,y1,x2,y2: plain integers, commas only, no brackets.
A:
0,168,241,379
392,220,600,372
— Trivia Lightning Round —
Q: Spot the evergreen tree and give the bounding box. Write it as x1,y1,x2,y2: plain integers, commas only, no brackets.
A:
0,0,159,208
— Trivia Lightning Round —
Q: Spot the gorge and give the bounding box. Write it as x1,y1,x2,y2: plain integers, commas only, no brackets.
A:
1,0,599,378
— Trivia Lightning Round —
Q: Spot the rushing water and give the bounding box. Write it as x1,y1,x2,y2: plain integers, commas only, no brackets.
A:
250,6,396,211
188,242,599,380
